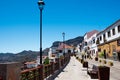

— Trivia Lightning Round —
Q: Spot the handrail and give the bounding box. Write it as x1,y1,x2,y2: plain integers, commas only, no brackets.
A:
20,54,70,80
21,66,42,80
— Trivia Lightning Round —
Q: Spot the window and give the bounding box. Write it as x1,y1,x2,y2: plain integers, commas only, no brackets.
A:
85,42,87,46
108,31,111,37
93,39,95,44
118,25,120,33
103,34,106,42
103,34,105,38
103,34,106,38
100,36,102,41
96,38,99,44
112,28,115,35
98,48,101,52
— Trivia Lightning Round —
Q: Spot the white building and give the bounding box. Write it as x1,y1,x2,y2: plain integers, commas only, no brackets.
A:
36,56,47,65
57,43,74,54
48,47,58,62
97,20,120,44
83,30,99,57
25,61,37,68
96,19,120,60
88,32,99,58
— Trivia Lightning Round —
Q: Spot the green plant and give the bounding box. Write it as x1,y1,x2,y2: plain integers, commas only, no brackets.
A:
60,55,64,59
108,61,113,66
44,57,49,65
98,52,104,58
99,59,102,63
102,60,107,64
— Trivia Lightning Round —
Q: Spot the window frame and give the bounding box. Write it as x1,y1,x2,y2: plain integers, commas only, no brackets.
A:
112,28,115,35
107,31,111,37
118,25,120,33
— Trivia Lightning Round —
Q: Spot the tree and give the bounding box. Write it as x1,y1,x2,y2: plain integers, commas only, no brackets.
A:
44,57,49,65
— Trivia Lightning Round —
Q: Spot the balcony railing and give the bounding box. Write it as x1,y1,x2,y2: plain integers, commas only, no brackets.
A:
21,66,43,80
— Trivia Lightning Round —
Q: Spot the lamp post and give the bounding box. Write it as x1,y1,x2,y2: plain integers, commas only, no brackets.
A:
38,0,45,64
62,32,65,57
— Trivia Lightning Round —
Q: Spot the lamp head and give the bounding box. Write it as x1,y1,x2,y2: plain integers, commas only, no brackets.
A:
38,0,45,10
62,32,65,36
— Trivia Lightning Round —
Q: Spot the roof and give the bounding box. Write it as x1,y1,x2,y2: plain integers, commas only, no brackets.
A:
57,43,73,50
85,30,99,39
97,19,120,36
24,61,36,65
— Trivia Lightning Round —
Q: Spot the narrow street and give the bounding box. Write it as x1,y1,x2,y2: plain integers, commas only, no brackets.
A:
55,56,98,80
54,56,120,80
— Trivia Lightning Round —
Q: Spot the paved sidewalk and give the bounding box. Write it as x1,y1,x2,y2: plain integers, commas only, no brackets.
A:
55,56,98,80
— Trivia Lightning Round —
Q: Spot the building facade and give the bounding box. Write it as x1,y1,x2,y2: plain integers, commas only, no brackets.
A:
82,30,99,58
97,19,120,61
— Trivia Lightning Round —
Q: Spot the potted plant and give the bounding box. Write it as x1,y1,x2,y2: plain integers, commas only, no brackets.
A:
81,59,84,64
83,61,88,68
99,59,102,63
102,60,107,64
76,56,79,59
95,57,98,61
98,59,110,80
98,52,104,58
108,61,113,66
98,66,110,80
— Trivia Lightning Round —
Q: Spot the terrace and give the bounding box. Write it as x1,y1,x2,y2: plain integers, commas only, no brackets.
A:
0,55,70,80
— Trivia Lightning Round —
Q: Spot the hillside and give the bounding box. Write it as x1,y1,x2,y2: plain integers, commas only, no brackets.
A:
51,36,84,47
0,36,83,63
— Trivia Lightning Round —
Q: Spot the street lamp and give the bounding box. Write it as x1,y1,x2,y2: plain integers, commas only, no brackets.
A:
62,32,65,57
38,0,45,64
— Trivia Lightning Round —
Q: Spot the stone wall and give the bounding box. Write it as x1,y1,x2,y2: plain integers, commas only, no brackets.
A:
0,62,21,80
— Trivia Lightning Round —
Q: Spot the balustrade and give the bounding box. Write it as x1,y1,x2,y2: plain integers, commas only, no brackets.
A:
20,54,70,80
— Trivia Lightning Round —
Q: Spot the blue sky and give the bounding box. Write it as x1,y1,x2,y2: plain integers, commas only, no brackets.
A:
0,0,120,53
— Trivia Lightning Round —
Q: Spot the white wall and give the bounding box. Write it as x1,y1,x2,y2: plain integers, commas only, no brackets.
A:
26,64,37,68
98,25,120,45
107,26,120,41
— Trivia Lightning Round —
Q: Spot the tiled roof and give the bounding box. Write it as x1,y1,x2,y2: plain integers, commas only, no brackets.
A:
25,61,36,64
86,30,99,39
57,43,73,50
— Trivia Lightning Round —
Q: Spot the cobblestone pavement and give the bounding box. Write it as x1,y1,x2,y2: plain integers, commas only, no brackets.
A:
55,56,98,80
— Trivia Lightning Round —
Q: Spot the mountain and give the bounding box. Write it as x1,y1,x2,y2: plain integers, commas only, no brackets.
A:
0,36,84,63
0,50,49,63
0,50,39,63
51,36,84,47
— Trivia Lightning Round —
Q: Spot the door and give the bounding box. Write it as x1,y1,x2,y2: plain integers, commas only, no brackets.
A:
118,52,120,61
104,50,106,59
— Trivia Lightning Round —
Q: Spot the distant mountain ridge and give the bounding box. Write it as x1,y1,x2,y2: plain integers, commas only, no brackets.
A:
0,36,84,63
0,50,39,63
51,36,84,47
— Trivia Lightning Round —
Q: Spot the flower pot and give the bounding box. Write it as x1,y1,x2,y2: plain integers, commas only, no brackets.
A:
98,66,110,80
83,61,88,68
95,57,98,61
81,59,84,63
